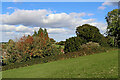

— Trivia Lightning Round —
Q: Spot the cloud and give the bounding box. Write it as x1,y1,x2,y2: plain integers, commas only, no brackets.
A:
7,7,14,9
98,2,118,10
0,24,37,42
7,7,18,10
102,2,112,6
13,0,18,2
89,22,107,34
1,9,107,42
88,13,94,16
0,24,35,33
98,6,106,10
0,25,16,32
1,9,95,28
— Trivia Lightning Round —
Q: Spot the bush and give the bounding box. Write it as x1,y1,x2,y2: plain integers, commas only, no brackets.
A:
64,37,86,53
56,41,65,45
2,28,62,65
2,43,108,71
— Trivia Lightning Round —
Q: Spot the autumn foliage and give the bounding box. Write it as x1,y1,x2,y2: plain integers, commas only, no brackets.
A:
2,28,61,65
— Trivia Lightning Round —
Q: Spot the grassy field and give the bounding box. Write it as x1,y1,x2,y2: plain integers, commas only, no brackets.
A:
2,50,118,78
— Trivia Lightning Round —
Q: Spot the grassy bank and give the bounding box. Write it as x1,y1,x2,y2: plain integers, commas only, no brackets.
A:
2,50,118,78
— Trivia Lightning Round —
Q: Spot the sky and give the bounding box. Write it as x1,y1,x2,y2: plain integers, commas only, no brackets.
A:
0,2,118,42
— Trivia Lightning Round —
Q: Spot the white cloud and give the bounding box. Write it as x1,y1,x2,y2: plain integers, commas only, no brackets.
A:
98,2,117,10
0,24,35,33
1,9,50,27
7,7,14,9
16,25,33,32
88,13,94,16
98,6,106,10
1,9,95,28
1,9,107,42
47,28,74,35
102,2,112,6
89,22,107,34
13,0,18,2
7,7,17,10
0,25,16,32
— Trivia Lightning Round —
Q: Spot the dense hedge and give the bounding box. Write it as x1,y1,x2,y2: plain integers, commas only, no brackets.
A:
64,37,86,53
64,24,109,53
2,43,108,71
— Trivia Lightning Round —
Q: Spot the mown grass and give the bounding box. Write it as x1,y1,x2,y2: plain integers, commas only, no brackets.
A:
2,50,118,78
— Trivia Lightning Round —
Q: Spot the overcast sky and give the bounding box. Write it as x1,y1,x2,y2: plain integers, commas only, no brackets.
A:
0,2,118,42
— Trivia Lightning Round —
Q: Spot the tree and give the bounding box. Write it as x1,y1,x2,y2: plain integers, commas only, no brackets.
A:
44,28,48,37
33,31,37,37
76,24,108,46
50,38,56,44
105,9,120,47
76,24,100,41
38,28,43,36
64,37,86,53
7,39,15,54
56,41,65,45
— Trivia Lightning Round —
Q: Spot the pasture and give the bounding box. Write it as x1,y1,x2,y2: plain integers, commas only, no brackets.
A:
2,50,118,78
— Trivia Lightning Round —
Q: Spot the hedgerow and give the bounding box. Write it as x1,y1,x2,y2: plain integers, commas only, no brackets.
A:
2,42,108,71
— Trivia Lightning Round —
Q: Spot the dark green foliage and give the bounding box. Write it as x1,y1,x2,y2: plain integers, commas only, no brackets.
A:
105,9,120,47
76,24,100,42
64,37,86,53
76,24,109,47
2,45,108,71
76,24,101,42
38,28,43,36
64,24,109,53
56,41,65,45
97,34,109,47
50,38,56,44
106,36,115,47
33,31,37,37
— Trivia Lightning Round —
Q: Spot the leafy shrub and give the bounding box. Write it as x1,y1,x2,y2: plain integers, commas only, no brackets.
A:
64,37,86,53
50,38,56,44
2,28,61,65
56,41,66,45
2,44,108,71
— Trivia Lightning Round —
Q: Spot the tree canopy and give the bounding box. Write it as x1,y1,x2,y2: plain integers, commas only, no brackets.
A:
76,24,101,42
105,9,120,47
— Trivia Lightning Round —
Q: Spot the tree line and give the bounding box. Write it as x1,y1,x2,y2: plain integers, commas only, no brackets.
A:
1,9,119,67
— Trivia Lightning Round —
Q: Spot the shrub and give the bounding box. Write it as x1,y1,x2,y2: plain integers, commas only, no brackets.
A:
83,42,107,54
3,28,61,65
56,41,66,45
2,43,108,71
64,37,86,53
50,38,56,44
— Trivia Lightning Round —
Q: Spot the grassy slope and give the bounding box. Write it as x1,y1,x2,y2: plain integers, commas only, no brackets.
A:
2,50,118,78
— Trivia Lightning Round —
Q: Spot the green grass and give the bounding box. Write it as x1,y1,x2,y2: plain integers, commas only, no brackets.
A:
52,44,64,49
2,50,118,78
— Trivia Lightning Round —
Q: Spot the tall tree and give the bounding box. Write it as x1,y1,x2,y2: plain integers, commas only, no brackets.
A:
33,31,37,37
76,24,101,42
38,28,43,36
105,9,120,47
76,24,108,46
